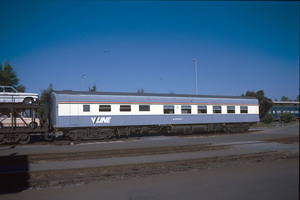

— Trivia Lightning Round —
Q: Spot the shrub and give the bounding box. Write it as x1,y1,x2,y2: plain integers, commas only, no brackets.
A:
280,113,295,123
260,113,273,124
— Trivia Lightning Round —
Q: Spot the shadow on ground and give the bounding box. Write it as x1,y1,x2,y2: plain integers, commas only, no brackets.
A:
0,150,30,194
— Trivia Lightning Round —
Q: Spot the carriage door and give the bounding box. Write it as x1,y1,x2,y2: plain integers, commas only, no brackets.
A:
70,99,79,125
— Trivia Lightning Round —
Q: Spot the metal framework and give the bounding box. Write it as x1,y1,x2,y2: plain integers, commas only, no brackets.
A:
0,102,49,144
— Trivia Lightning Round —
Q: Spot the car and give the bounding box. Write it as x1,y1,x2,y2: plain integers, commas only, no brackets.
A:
0,113,40,129
0,86,39,105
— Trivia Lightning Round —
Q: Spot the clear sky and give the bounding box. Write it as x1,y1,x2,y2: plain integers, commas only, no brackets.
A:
0,1,299,100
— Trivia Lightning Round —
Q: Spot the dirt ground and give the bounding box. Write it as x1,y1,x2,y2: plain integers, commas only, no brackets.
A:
1,149,296,192
0,125,299,193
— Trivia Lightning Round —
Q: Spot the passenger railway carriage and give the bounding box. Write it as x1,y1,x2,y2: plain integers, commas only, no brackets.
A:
50,91,259,140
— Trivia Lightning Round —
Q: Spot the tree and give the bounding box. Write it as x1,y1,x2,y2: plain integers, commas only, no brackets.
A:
89,84,97,92
137,88,145,93
0,61,25,91
261,113,274,124
281,96,290,101
241,90,273,120
40,83,53,103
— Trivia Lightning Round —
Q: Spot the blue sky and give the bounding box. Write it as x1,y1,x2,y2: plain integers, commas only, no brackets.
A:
0,1,299,100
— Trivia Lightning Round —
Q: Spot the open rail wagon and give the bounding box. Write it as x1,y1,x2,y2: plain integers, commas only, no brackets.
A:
50,91,260,141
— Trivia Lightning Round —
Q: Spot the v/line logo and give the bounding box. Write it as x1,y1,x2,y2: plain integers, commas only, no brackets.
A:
91,116,111,124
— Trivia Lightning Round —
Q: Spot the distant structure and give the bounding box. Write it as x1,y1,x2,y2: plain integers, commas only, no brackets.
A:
269,101,300,120
193,59,198,95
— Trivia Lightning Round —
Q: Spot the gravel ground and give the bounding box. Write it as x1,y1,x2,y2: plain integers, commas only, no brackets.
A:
0,123,299,193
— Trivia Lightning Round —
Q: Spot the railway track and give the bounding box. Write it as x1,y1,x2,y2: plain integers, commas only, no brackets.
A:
0,130,259,147
0,143,230,164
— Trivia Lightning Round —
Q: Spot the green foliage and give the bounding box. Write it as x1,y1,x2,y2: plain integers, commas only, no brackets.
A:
260,113,274,124
89,84,97,92
281,96,290,101
137,88,145,93
0,61,25,91
241,90,273,119
40,83,54,102
280,112,295,123
15,85,25,92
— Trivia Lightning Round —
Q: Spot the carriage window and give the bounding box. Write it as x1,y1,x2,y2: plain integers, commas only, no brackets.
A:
120,105,131,112
181,105,191,114
83,105,90,112
198,106,207,114
213,106,222,114
99,105,111,112
164,105,174,114
240,106,248,113
139,105,150,111
227,106,235,113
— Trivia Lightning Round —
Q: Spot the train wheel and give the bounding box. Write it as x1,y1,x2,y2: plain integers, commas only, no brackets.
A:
222,126,228,133
67,131,77,141
19,134,31,144
0,135,4,145
243,124,250,132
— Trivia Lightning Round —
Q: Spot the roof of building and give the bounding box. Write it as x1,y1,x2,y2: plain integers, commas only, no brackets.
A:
273,101,300,104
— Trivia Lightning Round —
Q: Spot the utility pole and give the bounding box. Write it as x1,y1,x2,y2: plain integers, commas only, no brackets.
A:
193,59,198,95
82,73,85,91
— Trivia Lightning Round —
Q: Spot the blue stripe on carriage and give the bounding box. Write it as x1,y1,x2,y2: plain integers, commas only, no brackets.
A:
56,114,259,128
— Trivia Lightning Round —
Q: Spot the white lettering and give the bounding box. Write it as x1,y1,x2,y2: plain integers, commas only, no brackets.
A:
100,117,111,123
91,116,111,124
91,116,98,124
173,118,183,121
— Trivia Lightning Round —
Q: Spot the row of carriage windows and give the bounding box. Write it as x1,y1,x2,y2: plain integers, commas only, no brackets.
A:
163,105,247,114
83,104,248,114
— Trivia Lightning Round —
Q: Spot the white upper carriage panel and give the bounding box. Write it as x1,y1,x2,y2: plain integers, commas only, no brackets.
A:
50,91,259,128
